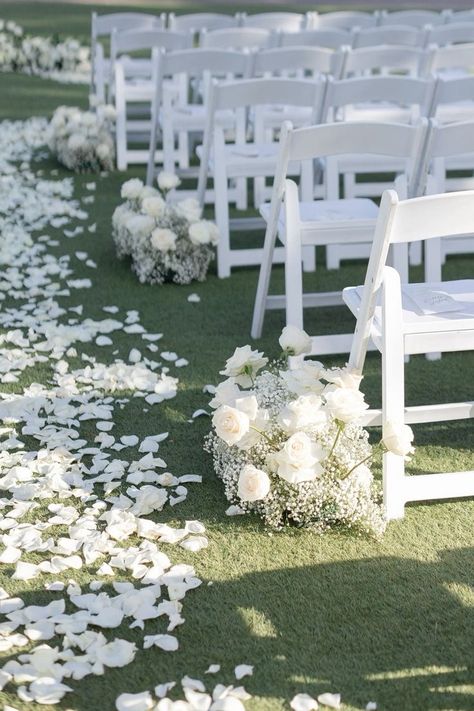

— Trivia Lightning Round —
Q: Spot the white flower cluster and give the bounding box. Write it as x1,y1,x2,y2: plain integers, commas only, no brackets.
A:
48,104,116,173
0,19,90,82
206,327,388,537
112,175,218,285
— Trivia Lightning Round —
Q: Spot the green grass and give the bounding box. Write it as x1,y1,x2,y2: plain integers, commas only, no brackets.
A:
0,4,473,711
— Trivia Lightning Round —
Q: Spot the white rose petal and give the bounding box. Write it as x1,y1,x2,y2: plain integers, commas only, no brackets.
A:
382,421,415,458
317,693,341,709
279,325,312,356
234,664,253,680
290,694,318,711
115,691,154,711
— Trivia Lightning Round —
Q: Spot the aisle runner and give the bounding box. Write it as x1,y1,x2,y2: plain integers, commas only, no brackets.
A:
0,119,254,710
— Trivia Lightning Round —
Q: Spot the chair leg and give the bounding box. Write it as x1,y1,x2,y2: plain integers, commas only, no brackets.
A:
115,90,127,172
214,169,231,279
235,177,247,210
284,183,304,330
162,119,176,174
177,131,189,169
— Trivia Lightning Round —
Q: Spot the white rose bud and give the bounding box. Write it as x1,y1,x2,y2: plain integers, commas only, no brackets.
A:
212,405,250,446
382,421,415,458
142,196,165,218
188,220,218,246
279,325,312,356
96,142,111,160
157,171,181,192
175,197,202,223
324,387,368,424
237,464,271,502
150,228,177,253
220,345,268,388
121,178,144,200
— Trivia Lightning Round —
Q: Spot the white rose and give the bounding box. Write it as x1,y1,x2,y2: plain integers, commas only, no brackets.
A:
237,464,271,502
67,133,87,151
175,197,202,223
140,185,159,200
382,421,414,458
220,345,268,388
189,220,218,246
273,432,325,484
281,361,325,396
121,178,144,200
212,405,250,446
324,387,368,424
279,394,327,433
324,366,363,389
142,196,165,218
125,214,155,238
209,379,241,409
157,171,181,191
279,325,312,356
236,406,269,451
150,228,177,253
96,142,111,160
82,111,96,127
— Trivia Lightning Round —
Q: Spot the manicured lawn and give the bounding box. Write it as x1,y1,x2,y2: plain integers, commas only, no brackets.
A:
0,4,473,711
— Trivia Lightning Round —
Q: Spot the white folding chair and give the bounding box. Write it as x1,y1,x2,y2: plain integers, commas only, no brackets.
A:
280,28,353,50
313,11,378,30
320,75,434,270
200,27,273,51
446,9,474,24
379,10,447,28
239,12,308,33
426,23,474,47
343,188,474,519
196,77,326,278
425,42,474,79
353,25,428,49
168,12,239,33
417,120,474,279
91,12,165,102
146,48,251,186
113,29,191,169
251,120,429,354
341,45,428,78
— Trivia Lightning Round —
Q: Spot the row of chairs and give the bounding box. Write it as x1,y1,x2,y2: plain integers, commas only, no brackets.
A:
115,41,474,173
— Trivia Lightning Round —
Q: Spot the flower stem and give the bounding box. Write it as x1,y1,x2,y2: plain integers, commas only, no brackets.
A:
326,422,344,462
250,425,278,449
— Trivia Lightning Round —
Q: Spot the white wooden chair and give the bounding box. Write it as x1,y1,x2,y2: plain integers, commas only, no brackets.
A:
341,45,428,79
425,42,474,79
343,188,474,519
239,12,308,33
200,27,273,51
113,29,191,170
168,12,239,33
196,77,326,278
280,28,353,50
446,9,474,24
91,12,165,102
417,119,474,279
426,23,474,47
379,10,447,28
320,75,434,270
251,120,429,353
353,25,428,49
146,48,251,187
313,11,378,30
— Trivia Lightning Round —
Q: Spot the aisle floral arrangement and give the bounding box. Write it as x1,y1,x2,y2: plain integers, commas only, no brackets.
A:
112,175,218,285
48,105,116,172
206,327,415,537
0,19,90,82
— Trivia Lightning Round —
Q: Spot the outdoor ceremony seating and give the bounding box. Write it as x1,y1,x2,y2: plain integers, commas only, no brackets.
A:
341,45,428,78
146,48,251,187
113,29,191,170
426,23,474,47
196,77,325,278
352,25,428,49
313,11,378,30
91,12,165,102
378,9,448,27
250,120,428,355
239,12,309,33
200,27,274,51
167,12,239,35
280,28,352,50
343,188,474,519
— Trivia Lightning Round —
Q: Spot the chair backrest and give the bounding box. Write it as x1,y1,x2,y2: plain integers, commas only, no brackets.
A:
239,12,307,32
200,27,272,51
167,12,239,33
426,43,474,74
428,76,474,119
348,187,474,372
197,77,326,205
427,23,474,47
322,75,434,122
315,11,378,30
446,10,474,24
416,118,474,195
111,28,190,61
379,10,446,27
92,12,165,40
342,45,427,78
354,25,426,49
160,47,250,80
251,45,342,79
280,28,352,50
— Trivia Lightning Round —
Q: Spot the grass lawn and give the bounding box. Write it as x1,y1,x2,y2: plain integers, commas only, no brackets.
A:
0,3,473,710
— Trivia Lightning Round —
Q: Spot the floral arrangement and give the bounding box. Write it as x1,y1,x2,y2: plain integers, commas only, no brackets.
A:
0,19,90,82
205,327,415,537
112,175,218,285
48,105,116,173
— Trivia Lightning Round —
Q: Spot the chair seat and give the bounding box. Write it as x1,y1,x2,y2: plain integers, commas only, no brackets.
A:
260,197,379,242
343,278,474,345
